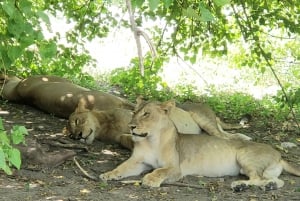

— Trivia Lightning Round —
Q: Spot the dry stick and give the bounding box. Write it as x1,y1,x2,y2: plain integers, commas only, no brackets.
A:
120,180,204,189
73,156,98,181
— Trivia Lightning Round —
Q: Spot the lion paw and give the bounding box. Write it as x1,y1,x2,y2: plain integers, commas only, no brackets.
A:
231,182,249,192
99,171,122,181
142,174,162,187
262,182,278,191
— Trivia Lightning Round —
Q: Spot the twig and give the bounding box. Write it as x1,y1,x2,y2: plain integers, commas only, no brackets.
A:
120,180,204,189
73,156,98,181
173,49,209,87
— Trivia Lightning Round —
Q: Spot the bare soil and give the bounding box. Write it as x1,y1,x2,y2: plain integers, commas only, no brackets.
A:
0,100,300,201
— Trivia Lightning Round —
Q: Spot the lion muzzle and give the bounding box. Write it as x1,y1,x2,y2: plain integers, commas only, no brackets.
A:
129,125,148,137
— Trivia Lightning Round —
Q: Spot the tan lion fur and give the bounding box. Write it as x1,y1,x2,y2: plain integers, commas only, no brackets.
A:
67,98,250,147
67,99,133,149
0,75,135,118
0,75,250,147
99,100,300,191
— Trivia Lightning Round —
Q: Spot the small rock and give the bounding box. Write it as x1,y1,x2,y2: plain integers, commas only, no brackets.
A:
281,142,297,148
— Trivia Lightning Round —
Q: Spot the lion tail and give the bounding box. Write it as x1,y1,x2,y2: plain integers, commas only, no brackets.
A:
281,160,300,176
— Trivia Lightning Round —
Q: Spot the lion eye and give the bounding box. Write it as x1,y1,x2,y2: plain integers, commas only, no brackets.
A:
143,112,150,117
75,119,80,125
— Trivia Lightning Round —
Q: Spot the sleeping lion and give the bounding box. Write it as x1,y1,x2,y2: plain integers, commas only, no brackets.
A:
99,100,300,191
0,75,135,118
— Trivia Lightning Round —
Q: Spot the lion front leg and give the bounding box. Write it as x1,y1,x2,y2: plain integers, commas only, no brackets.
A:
142,167,181,187
99,158,148,181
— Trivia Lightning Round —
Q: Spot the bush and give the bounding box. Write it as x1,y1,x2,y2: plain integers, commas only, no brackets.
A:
0,118,28,175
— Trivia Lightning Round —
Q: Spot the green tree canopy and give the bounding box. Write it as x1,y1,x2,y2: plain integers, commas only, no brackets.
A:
0,0,299,91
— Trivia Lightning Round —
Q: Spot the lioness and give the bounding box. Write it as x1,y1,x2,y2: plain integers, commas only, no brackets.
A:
100,100,300,191
0,75,135,118
67,99,134,149
67,98,251,147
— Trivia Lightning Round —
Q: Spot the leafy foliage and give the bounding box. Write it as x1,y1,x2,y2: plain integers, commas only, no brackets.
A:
0,0,96,85
109,54,173,101
203,92,289,122
0,0,299,126
0,118,28,175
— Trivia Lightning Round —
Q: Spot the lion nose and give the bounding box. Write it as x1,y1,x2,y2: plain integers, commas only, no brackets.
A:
129,125,136,130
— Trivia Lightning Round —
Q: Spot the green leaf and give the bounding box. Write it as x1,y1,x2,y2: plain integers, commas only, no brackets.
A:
11,126,28,145
132,0,144,8
39,41,57,60
0,148,12,175
19,0,32,16
0,149,6,169
0,132,10,145
163,0,173,8
182,7,201,20
190,55,197,64
7,21,23,38
149,0,160,11
37,11,50,25
0,118,4,131
8,46,23,61
213,0,231,7
199,3,214,22
8,148,21,169
2,1,15,17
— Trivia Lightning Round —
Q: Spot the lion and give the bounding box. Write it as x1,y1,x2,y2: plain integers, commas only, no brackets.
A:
67,99,134,149
0,75,135,118
67,98,251,147
99,100,300,191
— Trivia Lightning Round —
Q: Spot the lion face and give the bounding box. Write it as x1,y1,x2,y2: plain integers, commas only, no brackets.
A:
129,101,175,141
67,111,99,144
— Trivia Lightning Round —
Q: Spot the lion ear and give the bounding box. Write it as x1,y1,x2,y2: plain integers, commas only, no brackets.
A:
161,100,176,114
136,95,144,108
75,98,89,113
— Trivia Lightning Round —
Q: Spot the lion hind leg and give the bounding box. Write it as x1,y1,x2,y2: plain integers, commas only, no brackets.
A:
142,167,181,187
231,178,283,192
232,163,284,192
189,112,230,139
217,123,252,141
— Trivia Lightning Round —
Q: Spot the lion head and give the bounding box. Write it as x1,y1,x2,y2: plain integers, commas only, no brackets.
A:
68,110,100,144
67,98,133,147
67,98,107,144
129,99,176,142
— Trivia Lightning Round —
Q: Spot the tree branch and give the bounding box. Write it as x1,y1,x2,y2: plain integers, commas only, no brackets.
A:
125,0,157,76
125,0,144,76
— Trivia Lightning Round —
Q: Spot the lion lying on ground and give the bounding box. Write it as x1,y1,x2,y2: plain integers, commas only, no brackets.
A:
99,100,300,191
0,75,135,118
67,98,251,148
67,99,134,149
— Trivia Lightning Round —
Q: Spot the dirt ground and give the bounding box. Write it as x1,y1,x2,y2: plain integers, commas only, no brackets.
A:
0,100,300,201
